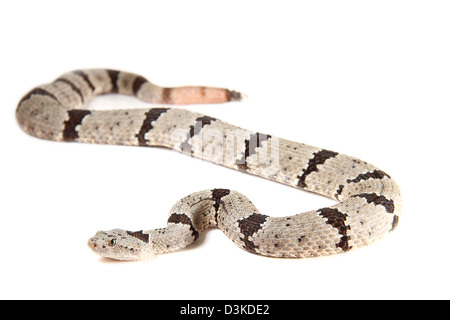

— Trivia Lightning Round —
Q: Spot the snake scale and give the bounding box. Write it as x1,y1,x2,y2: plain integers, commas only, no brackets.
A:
16,69,402,260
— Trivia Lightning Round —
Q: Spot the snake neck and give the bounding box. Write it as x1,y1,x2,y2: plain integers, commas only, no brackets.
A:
144,191,226,256
144,227,197,256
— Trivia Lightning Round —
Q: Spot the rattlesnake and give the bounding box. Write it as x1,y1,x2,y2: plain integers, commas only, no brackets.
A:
16,69,402,260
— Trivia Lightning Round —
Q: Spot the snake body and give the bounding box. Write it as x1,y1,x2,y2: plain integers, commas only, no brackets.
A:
16,69,402,260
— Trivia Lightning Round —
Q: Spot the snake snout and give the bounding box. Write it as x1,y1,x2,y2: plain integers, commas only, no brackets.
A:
87,237,98,250
87,238,97,250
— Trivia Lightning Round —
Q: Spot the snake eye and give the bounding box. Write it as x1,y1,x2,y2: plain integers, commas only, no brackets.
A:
109,239,116,247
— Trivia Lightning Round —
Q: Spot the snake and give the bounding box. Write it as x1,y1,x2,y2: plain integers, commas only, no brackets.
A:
16,69,402,260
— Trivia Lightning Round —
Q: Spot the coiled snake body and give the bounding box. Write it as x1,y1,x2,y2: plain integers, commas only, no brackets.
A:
16,69,402,260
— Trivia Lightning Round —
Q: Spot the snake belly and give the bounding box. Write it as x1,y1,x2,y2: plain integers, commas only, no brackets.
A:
16,69,402,260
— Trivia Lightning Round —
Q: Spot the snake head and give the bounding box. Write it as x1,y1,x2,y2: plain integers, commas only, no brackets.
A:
87,229,150,261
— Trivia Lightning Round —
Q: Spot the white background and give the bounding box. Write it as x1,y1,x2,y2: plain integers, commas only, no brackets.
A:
1,0,449,300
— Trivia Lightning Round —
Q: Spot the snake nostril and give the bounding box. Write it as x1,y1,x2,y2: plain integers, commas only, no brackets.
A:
88,239,97,249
